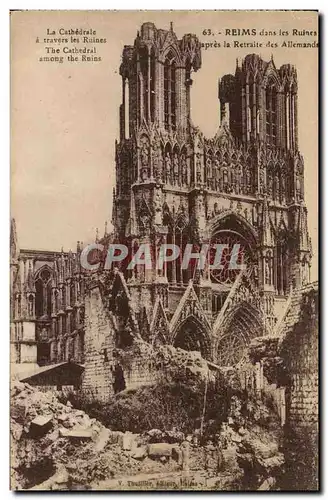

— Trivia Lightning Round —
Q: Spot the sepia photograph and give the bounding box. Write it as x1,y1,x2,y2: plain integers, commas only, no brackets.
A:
10,10,318,491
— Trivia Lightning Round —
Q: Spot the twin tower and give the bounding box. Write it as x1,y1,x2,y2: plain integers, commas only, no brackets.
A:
108,22,311,366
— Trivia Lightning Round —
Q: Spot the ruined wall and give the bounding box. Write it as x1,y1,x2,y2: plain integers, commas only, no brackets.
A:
280,283,319,490
82,284,116,402
123,358,156,390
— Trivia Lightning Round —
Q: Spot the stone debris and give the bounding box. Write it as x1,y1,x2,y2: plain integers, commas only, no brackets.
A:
146,428,185,444
59,429,94,441
148,443,173,458
31,415,53,426
10,378,285,491
10,381,186,490
29,465,69,491
257,476,276,490
131,446,148,460
94,427,111,452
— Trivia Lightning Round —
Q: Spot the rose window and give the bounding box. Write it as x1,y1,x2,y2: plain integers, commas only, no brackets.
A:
216,331,246,367
210,230,253,284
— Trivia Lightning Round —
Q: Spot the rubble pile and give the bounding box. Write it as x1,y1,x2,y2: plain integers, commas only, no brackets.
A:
11,353,285,491
248,337,285,385
154,346,215,387
10,382,199,490
220,394,285,490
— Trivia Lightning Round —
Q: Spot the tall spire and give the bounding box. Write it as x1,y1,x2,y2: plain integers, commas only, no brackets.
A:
25,261,35,292
10,218,19,262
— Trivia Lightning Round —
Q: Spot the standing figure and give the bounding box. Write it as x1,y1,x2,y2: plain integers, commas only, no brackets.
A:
140,140,150,181
206,156,213,189
181,154,188,185
214,158,220,190
173,153,179,185
165,152,172,184
196,153,202,184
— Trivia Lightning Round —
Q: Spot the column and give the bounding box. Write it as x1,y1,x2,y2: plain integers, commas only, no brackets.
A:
147,49,151,123
294,92,298,150
121,77,125,139
172,231,176,284
252,81,256,139
124,78,129,138
246,83,250,141
286,93,290,149
290,93,294,150
241,87,246,142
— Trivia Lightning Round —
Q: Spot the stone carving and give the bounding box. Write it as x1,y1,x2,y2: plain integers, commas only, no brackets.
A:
173,153,179,185
165,152,172,184
140,136,150,181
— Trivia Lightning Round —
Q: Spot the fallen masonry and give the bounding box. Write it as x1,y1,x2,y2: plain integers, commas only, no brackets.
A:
10,353,287,491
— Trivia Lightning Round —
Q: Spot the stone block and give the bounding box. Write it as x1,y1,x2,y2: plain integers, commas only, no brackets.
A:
30,415,53,437
95,427,111,452
59,428,93,440
131,446,148,460
148,443,173,458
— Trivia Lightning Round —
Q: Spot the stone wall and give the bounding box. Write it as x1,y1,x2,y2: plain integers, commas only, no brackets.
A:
81,284,116,402
280,283,319,490
123,358,157,390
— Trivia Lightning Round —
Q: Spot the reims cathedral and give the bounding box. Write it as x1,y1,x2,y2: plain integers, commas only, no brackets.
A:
10,22,312,378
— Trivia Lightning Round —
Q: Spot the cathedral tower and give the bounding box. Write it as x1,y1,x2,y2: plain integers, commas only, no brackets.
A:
111,25,312,367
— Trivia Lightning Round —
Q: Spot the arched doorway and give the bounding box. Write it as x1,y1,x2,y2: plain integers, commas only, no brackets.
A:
215,302,265,367
173,316,211,360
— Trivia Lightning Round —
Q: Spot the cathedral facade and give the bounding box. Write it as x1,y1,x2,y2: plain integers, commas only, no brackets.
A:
10,22,312,375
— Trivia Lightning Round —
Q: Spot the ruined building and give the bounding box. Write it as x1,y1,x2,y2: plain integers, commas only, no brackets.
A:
11,22,313,388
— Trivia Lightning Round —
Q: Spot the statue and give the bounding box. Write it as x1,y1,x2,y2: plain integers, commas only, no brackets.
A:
206,156,213,186
181,154,188,185
259,163,265,194
154,189,162,224
154,152,163,182
140,141,149,181
213,158,219,189
196,153,202,184
165,152,172,184
173,153,179,185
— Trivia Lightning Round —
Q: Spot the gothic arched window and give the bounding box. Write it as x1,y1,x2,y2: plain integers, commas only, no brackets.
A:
275,237,289,295
35,267,52,318
265,83,277,145
28,295,34,317
139,47,149,121
164,53,176,131
35,279,43,317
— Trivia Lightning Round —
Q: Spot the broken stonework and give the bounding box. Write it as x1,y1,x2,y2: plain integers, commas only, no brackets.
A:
148,443,173,458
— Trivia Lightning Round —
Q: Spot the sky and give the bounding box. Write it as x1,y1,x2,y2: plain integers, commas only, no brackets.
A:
11,10,318,279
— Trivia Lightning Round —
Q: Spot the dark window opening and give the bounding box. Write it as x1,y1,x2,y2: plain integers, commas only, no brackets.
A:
266,85,277,145
164,56,176,130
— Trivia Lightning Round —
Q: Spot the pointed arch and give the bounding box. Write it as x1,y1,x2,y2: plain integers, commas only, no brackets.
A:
161,42,182,65
35,265,53,318
214,301,266,367
209,210,258,243
170,281,211,338
150,297,169,348
164,51,177,131
173,316,212,360
209,212,258,285
265,76,278,145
